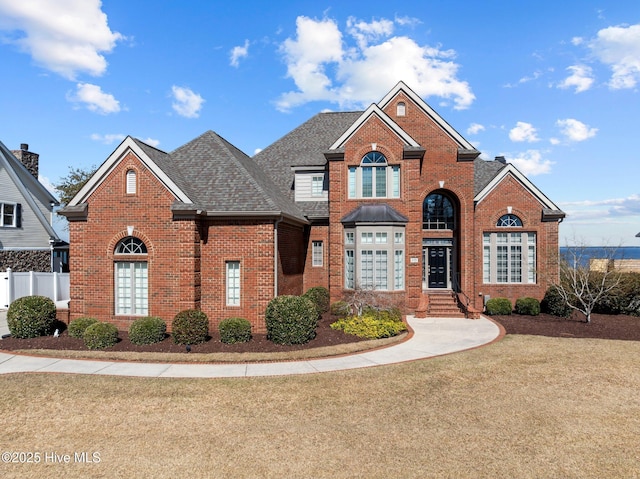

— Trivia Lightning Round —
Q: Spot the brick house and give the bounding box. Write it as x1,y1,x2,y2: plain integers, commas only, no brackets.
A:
61,81,564,331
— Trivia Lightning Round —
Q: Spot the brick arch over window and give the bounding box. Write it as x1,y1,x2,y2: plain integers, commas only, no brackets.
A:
488,209,530,229
107,230,154,258
423,190,459,230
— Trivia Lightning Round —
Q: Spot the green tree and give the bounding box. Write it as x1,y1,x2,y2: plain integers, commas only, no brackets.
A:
54,165,97,208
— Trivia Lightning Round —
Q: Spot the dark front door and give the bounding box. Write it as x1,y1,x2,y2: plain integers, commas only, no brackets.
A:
428,246,447,288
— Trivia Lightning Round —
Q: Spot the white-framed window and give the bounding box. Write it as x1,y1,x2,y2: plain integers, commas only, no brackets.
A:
226,261,240,306
483,232,536,284
344,226,405,291
497,214,522,227
311,175,324,197
126,170,137,194
347,152,400,199
114,237,148,316
312,241,323,267
397,102,406,116
0,202,18,227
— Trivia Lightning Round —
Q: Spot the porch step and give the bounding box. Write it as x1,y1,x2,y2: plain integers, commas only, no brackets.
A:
415,291,466,319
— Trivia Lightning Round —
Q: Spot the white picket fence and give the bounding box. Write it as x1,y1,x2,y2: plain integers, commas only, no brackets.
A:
1,268,70,309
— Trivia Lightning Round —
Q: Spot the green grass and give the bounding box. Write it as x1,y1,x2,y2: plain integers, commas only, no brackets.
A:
1,335,639,478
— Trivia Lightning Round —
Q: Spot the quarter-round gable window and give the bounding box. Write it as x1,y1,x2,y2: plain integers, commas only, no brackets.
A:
397,102,406,116
497,214,523,227
126,169,137,194
115,236,147,254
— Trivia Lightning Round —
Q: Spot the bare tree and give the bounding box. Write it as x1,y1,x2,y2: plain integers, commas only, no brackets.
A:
555,242,623,322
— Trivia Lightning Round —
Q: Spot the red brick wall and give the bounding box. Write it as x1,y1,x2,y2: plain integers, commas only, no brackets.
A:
303,223,329,292
473,174,561,310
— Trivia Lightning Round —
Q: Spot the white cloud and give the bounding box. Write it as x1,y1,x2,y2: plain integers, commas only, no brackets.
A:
588,23,640,89
38,174,57,196
571,36,584,46
556,118,597,142
276,16,474,112
466,123,485,135
558,65,594,93
140,137,160,147
0,0,123,79
509,122,539,143
171,86,205,118
68,83,120,114
90,133,125,144
230,39,249,67
508,150,553,176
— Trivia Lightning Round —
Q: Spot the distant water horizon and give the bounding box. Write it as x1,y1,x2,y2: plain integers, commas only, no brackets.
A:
560,246,640,260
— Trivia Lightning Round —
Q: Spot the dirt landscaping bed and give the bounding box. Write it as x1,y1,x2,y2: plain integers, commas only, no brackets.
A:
492,311,640,341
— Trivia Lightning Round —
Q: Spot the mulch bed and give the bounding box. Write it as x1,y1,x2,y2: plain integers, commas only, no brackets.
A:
0,313,368,354
492,311,640,341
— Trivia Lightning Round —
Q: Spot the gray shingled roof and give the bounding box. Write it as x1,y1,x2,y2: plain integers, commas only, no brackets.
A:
473,157,506,196
253,111,362,208
341,203,408,225
136,131,306,222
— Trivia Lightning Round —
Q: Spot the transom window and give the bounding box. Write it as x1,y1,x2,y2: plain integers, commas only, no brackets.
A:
497,214,522,227
348,152,400,199
116,237,147,254
423,193,455,230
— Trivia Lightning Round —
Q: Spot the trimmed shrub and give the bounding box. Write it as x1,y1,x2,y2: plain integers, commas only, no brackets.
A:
303,286,330,315
219,317,252,344
330,313,407,339
7,295,57,339
541,286,572,318
330,301,351,318
68,317,99,339
265,295,318,345
485,297,512,315
83,322,119,350
515,297,541,316
129,316,167,345
172,309,209,345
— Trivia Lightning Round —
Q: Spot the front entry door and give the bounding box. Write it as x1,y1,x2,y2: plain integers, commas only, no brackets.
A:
428,246,448,288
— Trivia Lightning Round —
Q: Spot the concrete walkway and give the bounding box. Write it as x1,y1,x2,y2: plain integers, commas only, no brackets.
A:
0,309,502,378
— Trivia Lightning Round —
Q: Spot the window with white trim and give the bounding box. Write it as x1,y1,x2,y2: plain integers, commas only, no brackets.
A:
347,152,400,199
483,232,536,284
126,170,137,194
226,261,240,306
114,237,148,315
311,175,323,197
312,241,323,267
0,202,18,227
497,214,522,227
344,226,405,291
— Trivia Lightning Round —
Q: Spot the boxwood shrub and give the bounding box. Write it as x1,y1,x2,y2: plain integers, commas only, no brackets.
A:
129,316,167,345
330,312,407,339
83,322,119,350
485,297,512,315
219,317,252,344
172,309,209,345
7,295,57,339
303,286,330,315
515,297,541,316
541,286,572,318
68,317,99,339
265,295,318,345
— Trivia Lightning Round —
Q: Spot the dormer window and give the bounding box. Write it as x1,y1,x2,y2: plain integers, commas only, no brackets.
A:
348,152,400,199
397,102,406,116
126,169,137,195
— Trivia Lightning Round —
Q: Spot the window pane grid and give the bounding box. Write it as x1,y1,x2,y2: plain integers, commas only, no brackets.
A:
361,250,374,288
116,262,148,315
226,261,240,306
312,241,323,267
394,250,404,290
375,251,388,289
345,250,355,289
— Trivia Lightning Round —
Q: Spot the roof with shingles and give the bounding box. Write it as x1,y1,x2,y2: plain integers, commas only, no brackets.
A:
474,158,506,196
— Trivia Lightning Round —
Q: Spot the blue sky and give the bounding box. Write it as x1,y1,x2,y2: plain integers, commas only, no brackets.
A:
1,0,639,245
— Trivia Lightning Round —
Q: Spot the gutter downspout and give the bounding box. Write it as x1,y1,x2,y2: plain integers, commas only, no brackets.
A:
274,215,283,297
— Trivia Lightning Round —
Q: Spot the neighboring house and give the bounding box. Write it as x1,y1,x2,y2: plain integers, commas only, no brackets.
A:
60,82,565,332
0,141,66,273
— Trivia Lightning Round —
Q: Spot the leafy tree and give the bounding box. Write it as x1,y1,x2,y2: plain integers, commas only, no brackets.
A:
54,165,97,208
554,242,623,323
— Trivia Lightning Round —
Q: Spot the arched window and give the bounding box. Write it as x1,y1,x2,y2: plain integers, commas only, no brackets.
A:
114,236,148,315
497,214,522,227
126,170,137,194
423,193,455,230
348,152,400,199
115,236,147,254
397,102,406,116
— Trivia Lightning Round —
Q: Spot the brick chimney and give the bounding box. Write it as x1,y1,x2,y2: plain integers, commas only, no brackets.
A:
11,143,39,179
